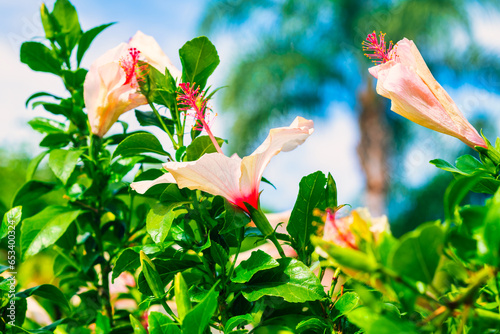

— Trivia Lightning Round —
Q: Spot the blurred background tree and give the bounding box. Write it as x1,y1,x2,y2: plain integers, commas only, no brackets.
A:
199,0,500,234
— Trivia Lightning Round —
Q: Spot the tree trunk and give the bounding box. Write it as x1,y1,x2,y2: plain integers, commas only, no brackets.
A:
357,77,390,216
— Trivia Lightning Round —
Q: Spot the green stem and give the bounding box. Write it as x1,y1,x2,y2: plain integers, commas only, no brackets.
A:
245,204,286,258
448,266,495,309
226,229,244,283
148,100,178,149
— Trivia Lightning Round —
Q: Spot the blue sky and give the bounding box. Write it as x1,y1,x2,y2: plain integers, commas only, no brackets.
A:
2,0,500,213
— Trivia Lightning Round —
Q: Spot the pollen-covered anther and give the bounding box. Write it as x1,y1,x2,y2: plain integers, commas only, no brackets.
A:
362,31,393,65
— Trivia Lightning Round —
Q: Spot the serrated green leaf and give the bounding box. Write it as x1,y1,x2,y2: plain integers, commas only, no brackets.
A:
332,292,359,320
52,0,82,53
232,249,279,283
113,132,170,158
242,258,326,303
48,149,83,184
21,206,81,259
179,36,220,89
134,110,175,134
20,42,61,75
186,135,224,161
137,259,198,296
210,242,228,271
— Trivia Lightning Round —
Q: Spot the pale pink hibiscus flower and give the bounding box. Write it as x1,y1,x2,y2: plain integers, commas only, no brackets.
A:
84,31,180,137
131,116,314,213
364,32,486,149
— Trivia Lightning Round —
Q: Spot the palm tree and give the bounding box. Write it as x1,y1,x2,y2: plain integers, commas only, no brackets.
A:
199,0,500,218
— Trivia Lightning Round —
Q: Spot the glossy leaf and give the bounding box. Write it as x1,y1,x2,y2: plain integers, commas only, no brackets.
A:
112,249,140,283
20,42,61,75
52,0,82,53
225,314,253,333
389,223,444,284
175,272,191,321
26,151,49,181
12,180,55,207
242,258,326,303
28,117,66,134
179,36,220,89
231,249,279,283
20,206,81,259
186,135,225,161
77,22,115,66
287,171,326,259
113,132,170,158
148,311,181,334
48,149,84,184
130,315,147,334
1,206,22,240
221,199,251,234
16,284,69,311
135,110,175,134
147,203,187,244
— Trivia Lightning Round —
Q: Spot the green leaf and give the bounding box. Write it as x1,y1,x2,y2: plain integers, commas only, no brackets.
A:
28,117,66,134
232,249,279,283
174,273,191,321
221,199,251,234
242,258,326,303
112,249,140,283
186,135,225,161
225,314,253,333
332,291,359,320
62,68,88,90
20,42,61,75
287,171,326,259
113,132,170,158
140,251,165,299
95,312,112,334
389,223,444,284
16,284,69,311
21,206,81,259
347,307,418,334
1,206,22,240
26,151,49,181
182,282,219,334
40,133,72,148
481,189,500,266
130,315,147,334
25,92,62,108
52,0,82,53
13,180,55,207
134,110,175,134
40,3,58,40
444,175,482,220
77,22,115,66
296,317,331,334
325,172,338,208
48,149,84,184
312,236,379,273
210,242,228,271
179,36,220,89
148,312,181,334
160,184,188,203
147,203,187,244
137,259,198,296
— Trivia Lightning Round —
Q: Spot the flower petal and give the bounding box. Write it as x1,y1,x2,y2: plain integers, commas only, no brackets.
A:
130,173,176,194
129,31,182,80
239,116,314,201
164,153,243,204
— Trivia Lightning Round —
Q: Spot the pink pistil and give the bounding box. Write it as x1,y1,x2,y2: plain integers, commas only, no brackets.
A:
326,209,358,250
178,83,223,154
362,31,394,65
120,47,141,88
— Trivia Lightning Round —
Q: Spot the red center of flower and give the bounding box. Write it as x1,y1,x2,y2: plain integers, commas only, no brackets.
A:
362,31,394,65
120,47,141,88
